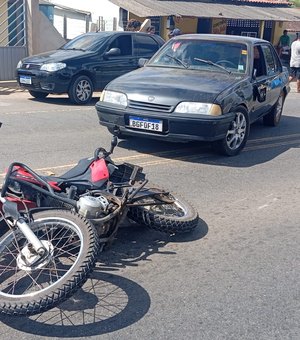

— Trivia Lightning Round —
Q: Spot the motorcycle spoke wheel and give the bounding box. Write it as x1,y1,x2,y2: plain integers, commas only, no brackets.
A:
0,210,98,316
128,192,199,234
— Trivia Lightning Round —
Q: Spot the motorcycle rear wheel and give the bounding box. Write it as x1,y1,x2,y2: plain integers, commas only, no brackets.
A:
0,210,99,316
128,192,199,234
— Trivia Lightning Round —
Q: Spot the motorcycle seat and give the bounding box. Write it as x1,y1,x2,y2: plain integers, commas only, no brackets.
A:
45,158,94,182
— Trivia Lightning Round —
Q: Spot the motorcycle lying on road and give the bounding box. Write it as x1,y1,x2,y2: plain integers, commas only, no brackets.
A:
0,131,199,316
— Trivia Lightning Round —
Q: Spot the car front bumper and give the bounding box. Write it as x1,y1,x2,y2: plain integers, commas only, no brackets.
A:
96,103,235,142
16,70,71,94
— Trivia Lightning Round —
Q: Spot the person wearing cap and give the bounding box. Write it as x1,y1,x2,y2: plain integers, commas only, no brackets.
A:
168,28,182,39
289,32,300,92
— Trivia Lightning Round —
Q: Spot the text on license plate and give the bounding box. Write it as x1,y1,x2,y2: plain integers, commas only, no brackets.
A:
19,75,32,85
129,116,163,132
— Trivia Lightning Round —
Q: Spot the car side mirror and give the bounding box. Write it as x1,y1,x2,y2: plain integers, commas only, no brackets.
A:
138,58,149,67
104,48,121,59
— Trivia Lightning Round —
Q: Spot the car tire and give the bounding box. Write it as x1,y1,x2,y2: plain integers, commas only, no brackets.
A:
263,92,285,127
68,75,93,105
28,90,49,99
213,106,250,156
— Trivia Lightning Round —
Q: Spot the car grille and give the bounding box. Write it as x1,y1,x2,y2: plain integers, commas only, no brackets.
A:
128,100,173,113
22,63,42,70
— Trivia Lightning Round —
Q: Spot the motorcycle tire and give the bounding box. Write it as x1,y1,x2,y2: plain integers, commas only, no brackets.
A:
128,192,199,234
0,209,99,316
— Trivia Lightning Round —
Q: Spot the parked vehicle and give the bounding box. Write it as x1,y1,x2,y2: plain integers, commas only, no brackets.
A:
96,34,290,156
16,32,165,104
0,133,198,315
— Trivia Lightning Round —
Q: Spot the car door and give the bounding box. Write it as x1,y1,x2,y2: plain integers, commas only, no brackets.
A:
251,44,276,121
260,44,282,106
97,34,138,89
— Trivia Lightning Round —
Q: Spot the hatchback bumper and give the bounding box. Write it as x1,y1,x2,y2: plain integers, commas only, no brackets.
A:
16,70,70,94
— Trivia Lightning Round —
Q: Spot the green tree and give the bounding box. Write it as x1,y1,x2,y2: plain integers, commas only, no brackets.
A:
290,0,300,7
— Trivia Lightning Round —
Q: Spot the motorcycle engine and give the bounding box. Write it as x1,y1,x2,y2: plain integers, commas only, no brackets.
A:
77,195,109,219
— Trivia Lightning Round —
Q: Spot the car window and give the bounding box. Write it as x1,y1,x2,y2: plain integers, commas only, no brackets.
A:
261,45,279,76
134,35,161,56
108,35,133,56
61,33,110,52
253,46,266,78
149,39,248,73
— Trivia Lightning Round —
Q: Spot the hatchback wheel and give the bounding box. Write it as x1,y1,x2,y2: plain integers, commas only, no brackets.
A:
214,106,249,156
29,90,49,99
68,75,93,105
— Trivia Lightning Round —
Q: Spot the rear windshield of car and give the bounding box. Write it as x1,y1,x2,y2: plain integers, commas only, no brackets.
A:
61,33,111,52
149,39,249,74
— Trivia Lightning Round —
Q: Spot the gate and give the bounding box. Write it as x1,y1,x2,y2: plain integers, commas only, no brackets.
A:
0,0,27,81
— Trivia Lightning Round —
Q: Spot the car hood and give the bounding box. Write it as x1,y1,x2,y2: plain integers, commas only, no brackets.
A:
106,66,244,104
22,49,92,64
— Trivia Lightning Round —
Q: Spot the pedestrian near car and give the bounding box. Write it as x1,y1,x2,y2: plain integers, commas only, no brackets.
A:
277,29,290,58
289,33,300,93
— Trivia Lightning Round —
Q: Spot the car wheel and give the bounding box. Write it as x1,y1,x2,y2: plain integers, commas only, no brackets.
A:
263,92,285,127
214,106,249,156
29,90,49,99
68,75,93,105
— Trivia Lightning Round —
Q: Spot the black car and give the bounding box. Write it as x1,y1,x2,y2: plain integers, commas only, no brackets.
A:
96,34,290,156
16,31,165,104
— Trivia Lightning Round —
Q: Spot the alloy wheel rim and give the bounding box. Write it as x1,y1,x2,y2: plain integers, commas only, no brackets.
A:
76,80,92,101
226,112,247,150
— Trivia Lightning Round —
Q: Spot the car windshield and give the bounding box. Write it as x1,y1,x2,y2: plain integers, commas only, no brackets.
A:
60,33,111,52
149,39,248,74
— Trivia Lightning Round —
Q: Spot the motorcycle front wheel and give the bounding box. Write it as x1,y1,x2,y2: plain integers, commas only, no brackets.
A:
0,210,99,316
128,191,199,234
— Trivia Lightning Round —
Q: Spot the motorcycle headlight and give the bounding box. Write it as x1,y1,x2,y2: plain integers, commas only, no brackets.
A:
100,90,128,108
174,102,222,116
40,62,66,72
16,60,23,69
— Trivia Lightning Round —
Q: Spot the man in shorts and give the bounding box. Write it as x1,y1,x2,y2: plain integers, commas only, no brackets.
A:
289,33,300,92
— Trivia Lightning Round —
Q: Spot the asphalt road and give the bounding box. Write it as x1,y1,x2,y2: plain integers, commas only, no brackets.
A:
0,87,299,340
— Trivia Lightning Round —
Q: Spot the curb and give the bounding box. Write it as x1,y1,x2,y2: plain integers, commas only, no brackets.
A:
0,80,24,92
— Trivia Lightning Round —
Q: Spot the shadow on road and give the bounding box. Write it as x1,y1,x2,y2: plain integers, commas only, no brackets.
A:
115,116,300,168
0,219,208,337
27,94,101,107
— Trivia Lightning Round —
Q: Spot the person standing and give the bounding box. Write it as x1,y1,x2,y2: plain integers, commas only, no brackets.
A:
277,29,290,58
289,33,300,93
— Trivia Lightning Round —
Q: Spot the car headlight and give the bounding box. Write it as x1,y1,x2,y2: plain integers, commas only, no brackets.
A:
174,102,222,116
100,90,128,108
40,62,66,72
16,60,23,69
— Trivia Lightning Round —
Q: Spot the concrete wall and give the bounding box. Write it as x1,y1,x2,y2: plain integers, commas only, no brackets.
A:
26,0,66,55
53,8,89,40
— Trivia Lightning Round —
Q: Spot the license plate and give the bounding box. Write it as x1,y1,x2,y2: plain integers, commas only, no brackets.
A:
19,75,32,85
129,116,163,132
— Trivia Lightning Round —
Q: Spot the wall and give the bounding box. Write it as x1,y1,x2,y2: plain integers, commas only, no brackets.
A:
26,0,66,55
53,8,89,40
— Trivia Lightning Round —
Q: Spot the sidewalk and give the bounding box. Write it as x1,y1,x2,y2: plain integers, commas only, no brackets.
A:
0,80,24,93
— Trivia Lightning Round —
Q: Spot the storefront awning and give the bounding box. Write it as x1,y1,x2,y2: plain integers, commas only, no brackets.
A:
109,0,300,22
